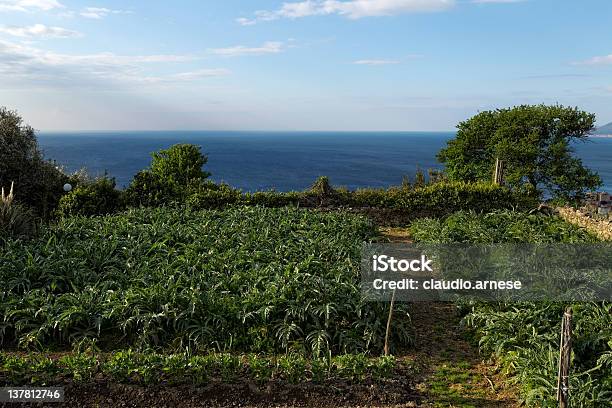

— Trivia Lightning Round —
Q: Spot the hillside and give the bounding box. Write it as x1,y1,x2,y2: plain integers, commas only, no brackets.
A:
595,121,612,134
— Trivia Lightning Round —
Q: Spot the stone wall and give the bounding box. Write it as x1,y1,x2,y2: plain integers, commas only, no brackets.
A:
557,207,612,241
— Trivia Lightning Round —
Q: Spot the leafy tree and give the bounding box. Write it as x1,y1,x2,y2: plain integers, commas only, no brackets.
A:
150,144,210,186
438,105,602,198
126,144,211,206
0,107,69,217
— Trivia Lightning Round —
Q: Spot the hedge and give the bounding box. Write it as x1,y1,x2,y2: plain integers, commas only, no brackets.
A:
187,181,539,216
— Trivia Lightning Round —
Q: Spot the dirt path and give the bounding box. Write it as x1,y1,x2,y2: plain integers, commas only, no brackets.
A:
379,227,520,408
403,303,519,407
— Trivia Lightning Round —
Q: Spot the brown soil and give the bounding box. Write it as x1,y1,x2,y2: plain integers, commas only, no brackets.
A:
56,379,420,408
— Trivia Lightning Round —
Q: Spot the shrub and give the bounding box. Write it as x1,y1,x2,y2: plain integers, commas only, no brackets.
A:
243,191,301,207
58,177,123,217
186,182,241,209
182,179,536,215
151,144,210,186
310,176,334,196
124,170,172,207
125,144,211,206
0,182,37,241
0,107,69,218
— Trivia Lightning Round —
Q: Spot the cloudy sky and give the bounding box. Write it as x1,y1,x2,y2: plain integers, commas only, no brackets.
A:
1,0,611,131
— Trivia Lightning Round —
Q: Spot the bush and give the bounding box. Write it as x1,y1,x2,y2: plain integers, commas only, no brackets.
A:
125,144,211,206
151,143,210,186
186,182,241,209
124,170,171,207
58,177,123,217
0,183,37,241
182,179,537,216
349,181,538,214
0,107,69,218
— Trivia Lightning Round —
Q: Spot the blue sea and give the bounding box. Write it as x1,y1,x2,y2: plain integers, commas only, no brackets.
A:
37,131,612,193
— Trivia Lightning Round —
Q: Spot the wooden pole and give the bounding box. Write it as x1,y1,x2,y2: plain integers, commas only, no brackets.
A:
493,158,505,185
384,289,396,356
493,158,499,184
557,307,573,408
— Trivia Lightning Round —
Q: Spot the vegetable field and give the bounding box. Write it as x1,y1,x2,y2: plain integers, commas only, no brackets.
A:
411,211,612,407
0,207,410,355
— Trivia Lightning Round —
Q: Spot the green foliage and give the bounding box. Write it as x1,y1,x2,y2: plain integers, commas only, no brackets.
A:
351,181,537,214
0,184,37,242
310,176,335,197
463,303,611,407
184,179,536,217
125,144,210,207
410,210,597,244
150,144,210,185
0,107,69,218
0,206,410,355
0,351,397,386
124,170,172,207
186,182,241,209
412,210,610,407
58,177,123,217
438,104,602,199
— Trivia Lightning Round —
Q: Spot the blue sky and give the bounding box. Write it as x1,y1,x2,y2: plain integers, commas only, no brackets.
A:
1,0,611,131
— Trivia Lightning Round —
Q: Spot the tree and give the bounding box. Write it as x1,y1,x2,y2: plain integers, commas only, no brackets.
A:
0,107,68,217
437,105,602,199
125,144,211,206
151,144,211,186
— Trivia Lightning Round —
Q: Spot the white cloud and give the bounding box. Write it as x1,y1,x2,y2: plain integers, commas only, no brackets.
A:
0,0,63,12
353,59,400,65
0,39,227,88
471,0,526,3
237,0,455,25
80,7,129,19
0,24,80,38
164,69,231,82
574,54,612,66
209,41,284,57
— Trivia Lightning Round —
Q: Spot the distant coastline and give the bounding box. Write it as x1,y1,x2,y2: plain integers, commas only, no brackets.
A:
592,134,612,138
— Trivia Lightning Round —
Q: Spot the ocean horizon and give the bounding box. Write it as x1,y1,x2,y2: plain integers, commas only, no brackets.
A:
38,131,612,193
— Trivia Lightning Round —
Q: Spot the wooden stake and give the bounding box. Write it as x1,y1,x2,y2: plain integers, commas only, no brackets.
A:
557,307,573,408
493,158,505,185
384,289,396,356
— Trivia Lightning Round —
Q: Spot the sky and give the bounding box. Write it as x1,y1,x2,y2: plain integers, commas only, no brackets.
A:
0,0,611,131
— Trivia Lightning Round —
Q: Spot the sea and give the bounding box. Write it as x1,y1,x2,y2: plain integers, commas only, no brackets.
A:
37,131,612,193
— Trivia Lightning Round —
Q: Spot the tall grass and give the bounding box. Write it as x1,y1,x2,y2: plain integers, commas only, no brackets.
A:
0,182,36,242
